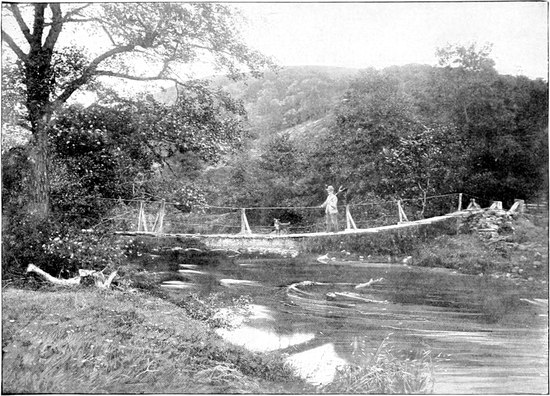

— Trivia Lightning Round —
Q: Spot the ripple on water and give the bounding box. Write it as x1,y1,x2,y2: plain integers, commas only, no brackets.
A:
178,269,205,275
219,279,260,287
160,280,194,289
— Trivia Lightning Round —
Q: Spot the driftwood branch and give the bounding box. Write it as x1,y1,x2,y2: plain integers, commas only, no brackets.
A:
26,264,117,288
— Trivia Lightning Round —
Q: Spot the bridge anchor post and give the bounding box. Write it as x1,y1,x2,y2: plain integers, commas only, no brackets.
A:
397,200,409,223
508,199,525,214
152,200,165,234
345,205,357,230
239,208,252,235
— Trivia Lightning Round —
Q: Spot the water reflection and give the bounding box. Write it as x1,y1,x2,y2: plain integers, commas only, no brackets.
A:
216,325,315,352
285,343,347,385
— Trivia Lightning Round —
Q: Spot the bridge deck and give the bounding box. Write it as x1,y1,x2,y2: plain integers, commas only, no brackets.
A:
115,210,473,240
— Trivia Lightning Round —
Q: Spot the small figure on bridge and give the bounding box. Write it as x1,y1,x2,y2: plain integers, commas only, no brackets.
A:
273,218,290,235
320,185,341,232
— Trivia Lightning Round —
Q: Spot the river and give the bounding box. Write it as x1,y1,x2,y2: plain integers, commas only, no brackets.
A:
161,253,548,394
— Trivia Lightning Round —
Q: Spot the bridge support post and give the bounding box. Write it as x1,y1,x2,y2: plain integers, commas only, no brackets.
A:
489,201,503,210
458,193,463,211
397,200,409,223
152,200,165,234
240,208,252,235
345,205,357,230
467,198,481,210
137,201,148,232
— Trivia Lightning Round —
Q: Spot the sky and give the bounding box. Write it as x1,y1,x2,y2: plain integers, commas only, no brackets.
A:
236,2,548,80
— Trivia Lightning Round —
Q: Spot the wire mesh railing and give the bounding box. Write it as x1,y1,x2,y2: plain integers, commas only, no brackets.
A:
107,192,467,236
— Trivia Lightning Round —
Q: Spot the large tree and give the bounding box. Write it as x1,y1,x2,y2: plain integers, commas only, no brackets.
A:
2,3,272,218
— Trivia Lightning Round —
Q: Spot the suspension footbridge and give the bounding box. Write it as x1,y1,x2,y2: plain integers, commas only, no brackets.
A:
111,193,525,252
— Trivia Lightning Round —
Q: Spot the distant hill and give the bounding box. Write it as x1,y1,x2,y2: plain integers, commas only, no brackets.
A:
214,66,358,144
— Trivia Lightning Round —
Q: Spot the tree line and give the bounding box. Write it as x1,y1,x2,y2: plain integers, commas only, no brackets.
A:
208,48,548,218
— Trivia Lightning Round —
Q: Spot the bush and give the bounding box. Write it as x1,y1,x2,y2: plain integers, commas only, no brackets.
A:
43,227,125,273
2,213,124,281
2,214,67,279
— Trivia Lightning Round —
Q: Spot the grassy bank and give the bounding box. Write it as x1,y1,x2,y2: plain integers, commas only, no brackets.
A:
1,287,309,394
413,215,548,283
2,286,435,394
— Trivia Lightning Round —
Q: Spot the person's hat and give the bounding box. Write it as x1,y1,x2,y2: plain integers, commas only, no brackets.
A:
326,185,334,192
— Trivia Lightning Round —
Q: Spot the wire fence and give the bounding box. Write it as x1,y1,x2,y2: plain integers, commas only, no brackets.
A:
105,192,467,235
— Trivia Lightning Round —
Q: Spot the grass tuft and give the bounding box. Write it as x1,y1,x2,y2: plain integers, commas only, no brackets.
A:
319,335,435,394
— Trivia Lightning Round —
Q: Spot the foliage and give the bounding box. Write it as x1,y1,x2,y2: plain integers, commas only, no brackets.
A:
313,68,421,198
436,42,496,72
2,210,124,280
1,62,30,151
42,229,125,274
2,214,63,278
1,147,32,215
43,84,244,212
432,44,548,205
380,123,467,215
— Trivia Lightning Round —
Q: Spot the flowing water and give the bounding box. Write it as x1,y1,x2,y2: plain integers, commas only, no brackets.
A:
161,254,548,394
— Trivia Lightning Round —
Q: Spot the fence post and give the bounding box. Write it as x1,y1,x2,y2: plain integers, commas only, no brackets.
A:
345,205,357,230
397,200,409,223
458,193,463,211
240,208,252,235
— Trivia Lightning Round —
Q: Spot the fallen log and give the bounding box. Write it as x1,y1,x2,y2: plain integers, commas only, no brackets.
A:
26,264,117,288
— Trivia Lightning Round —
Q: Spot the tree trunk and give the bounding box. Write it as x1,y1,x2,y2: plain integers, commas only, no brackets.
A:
25,42,55,219
28,126,51,218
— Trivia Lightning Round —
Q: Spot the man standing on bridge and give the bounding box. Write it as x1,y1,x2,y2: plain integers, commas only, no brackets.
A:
320,185,339,233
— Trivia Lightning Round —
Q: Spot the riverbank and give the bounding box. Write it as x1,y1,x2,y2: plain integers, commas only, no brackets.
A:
2,287,311,394
2,284,436,394
304,210,548,286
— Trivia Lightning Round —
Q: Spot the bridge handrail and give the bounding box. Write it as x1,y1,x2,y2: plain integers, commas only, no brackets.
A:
95,192,464,211
107,192,468,235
